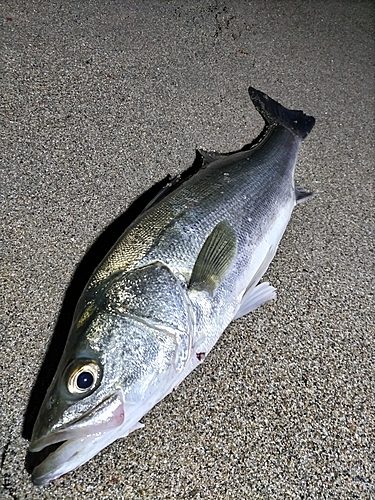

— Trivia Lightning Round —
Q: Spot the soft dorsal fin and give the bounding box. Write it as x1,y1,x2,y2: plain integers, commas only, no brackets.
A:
197,149,228,165
295,185,314,204
189,221,237,296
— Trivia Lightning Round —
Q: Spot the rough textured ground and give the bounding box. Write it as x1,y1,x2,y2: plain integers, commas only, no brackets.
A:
1,1,374,499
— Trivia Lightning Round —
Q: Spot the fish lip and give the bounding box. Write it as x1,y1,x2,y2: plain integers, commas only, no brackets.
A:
29,390,125,453
31,430,122,486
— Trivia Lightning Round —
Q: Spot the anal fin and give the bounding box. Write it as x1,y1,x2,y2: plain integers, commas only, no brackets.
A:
295,185,314,204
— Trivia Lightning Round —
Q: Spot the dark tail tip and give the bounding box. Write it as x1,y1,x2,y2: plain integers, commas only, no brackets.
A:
248,87,315,140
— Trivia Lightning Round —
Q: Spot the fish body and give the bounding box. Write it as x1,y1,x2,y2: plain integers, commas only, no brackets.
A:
29,87,315,485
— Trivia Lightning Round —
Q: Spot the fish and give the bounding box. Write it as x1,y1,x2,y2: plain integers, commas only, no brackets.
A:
28,87,315,485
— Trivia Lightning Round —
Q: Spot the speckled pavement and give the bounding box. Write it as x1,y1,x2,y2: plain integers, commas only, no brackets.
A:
1,1,374,498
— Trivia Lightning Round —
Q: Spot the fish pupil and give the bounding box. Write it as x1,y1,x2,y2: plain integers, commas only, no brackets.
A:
77,371,93,389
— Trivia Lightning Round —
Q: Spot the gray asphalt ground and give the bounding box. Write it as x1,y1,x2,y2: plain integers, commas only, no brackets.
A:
1,1,374,498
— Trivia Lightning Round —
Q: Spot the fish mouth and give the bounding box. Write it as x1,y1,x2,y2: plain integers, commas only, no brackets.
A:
29,391,125,486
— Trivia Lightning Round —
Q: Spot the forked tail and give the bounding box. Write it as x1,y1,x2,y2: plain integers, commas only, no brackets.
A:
248,87,315,140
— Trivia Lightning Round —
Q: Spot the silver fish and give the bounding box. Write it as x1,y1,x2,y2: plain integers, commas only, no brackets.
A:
29,87,315,485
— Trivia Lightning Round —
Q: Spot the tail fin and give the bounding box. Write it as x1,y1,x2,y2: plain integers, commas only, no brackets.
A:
248,87,315,140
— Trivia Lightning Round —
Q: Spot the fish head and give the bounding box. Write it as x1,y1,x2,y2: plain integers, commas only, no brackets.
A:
29,262,192,485
28,309,164,485
28,307,132,485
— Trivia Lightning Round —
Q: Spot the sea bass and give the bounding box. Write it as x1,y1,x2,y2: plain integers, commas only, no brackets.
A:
29,87,315,485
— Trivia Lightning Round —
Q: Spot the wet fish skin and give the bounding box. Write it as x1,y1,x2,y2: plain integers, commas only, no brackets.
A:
29,87,315,485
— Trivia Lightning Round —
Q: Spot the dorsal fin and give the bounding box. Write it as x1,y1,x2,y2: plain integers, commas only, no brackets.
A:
197,149,228,166
140,174,182,213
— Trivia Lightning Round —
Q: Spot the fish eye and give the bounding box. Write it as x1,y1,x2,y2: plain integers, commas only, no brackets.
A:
66,360,101,395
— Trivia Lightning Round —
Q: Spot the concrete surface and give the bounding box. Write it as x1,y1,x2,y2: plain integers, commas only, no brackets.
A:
1,1,374,498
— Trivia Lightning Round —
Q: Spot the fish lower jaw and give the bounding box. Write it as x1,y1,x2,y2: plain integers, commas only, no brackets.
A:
30,390,126,453
31,431,113,485
30,417,144,486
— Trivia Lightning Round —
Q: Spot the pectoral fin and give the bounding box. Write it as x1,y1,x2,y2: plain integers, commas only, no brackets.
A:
189,221,237,296
233,282,276,320
121,421,144,438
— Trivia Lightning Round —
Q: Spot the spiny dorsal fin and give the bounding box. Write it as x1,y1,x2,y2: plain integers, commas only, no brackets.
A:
295,185,314,204
189,221,237,296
